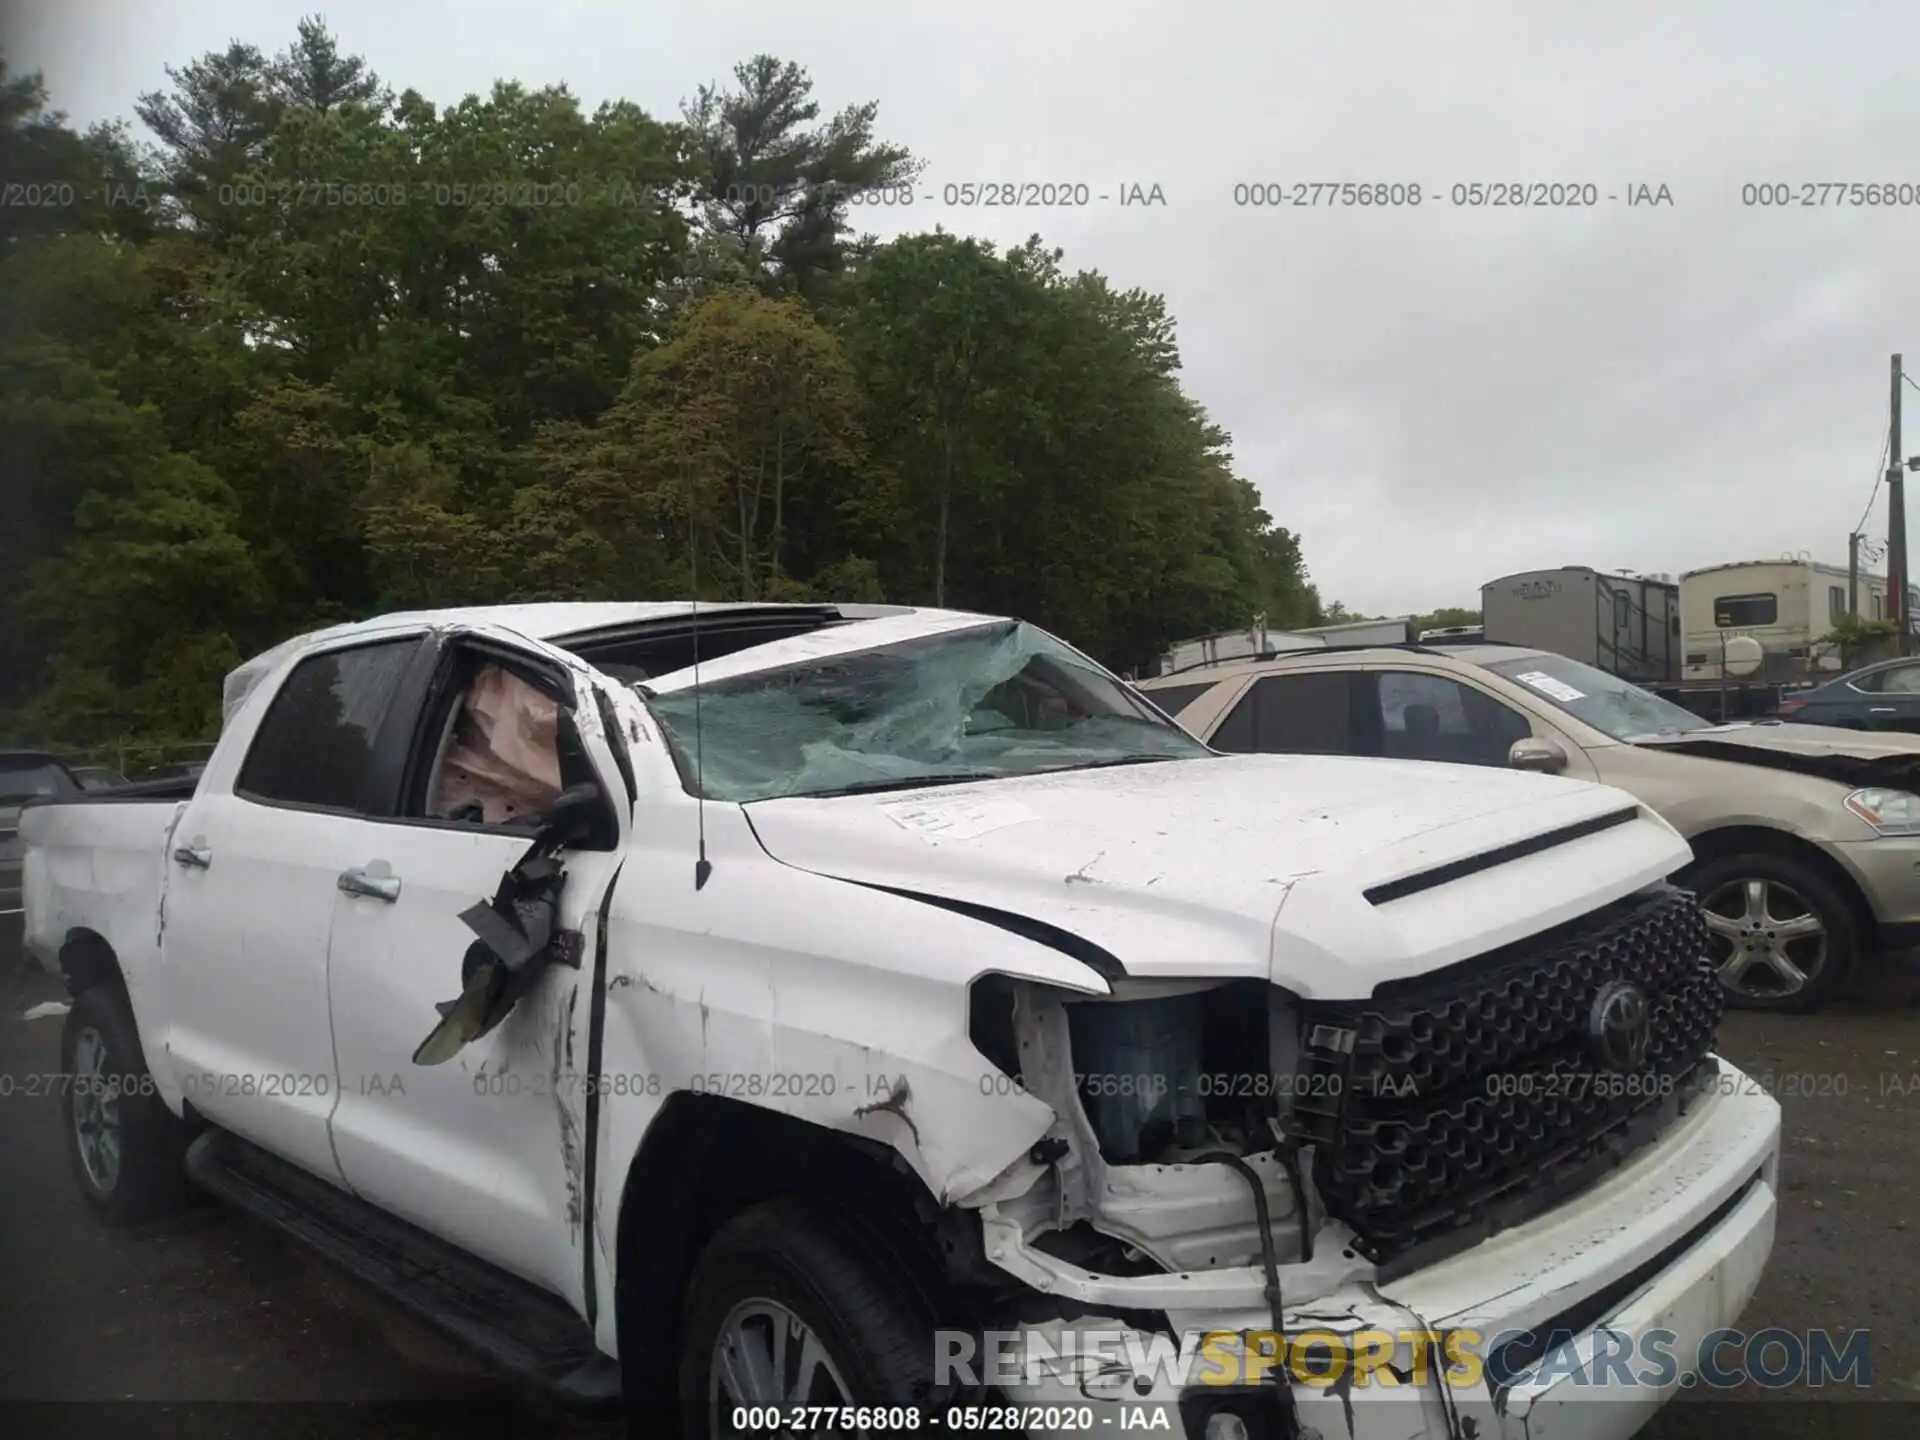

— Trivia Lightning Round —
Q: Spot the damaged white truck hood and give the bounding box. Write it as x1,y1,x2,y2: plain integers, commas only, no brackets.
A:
744,755,1693,999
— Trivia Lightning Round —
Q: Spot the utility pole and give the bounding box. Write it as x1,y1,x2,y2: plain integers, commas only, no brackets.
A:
1849,530,1861,617
1890,354,1908,655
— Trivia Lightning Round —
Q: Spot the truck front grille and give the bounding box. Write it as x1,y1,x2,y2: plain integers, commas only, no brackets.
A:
1290,884,1720,1273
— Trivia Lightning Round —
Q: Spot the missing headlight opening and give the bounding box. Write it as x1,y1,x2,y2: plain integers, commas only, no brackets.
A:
968,976,1319,1279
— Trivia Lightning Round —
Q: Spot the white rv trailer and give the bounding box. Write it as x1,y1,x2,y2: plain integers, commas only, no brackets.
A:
1679,557,1917,682
1292,615,1417,646
1155,622,1325,676
1481,566,1679,684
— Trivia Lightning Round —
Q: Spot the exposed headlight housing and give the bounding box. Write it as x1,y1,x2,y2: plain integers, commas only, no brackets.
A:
1844,787,1920,836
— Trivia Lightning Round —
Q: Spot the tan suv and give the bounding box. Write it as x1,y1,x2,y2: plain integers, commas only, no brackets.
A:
1139,642,1920,1010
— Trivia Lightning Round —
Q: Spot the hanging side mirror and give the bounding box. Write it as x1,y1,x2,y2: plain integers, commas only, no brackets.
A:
1509,737,1569,774
543,781,604,844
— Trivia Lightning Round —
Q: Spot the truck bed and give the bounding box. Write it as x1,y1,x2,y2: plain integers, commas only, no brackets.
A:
27,775,201,804
18,792,188,982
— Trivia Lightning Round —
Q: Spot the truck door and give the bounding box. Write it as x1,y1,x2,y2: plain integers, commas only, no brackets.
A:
322,629,636,1306
159,631,428,1182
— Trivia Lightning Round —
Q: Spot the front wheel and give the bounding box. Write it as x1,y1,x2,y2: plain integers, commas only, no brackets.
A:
61,985,190,1225
677,1197,945,1439
1689,853,1857,1012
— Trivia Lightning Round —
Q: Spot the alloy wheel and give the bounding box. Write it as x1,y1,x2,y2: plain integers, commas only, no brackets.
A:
70,1025,124,1193
709,1298,855,1435
1701,877,1827,1000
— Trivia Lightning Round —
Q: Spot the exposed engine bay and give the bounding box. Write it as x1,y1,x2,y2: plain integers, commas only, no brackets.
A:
962,884,1719,1290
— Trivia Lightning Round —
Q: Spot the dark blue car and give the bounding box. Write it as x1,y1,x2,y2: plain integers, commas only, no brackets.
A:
1776,656,1920,731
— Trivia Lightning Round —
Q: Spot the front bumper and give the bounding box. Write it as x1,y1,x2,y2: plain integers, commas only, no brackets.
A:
989,1059,1780,1440
1828,836,1920,938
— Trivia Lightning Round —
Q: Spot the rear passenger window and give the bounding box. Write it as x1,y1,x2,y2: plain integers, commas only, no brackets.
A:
1141,681,1216,717
1211,673,1361,755
237,639,419,811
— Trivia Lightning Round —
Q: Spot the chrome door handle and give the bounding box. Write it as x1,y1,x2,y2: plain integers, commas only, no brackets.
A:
1871,706,1896,714
172,843,211,870
338,868,401,902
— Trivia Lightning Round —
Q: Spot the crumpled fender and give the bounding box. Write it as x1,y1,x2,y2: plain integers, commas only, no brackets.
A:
589,797,1109,1224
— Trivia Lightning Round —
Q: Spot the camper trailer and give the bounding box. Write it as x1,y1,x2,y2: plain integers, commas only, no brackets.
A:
1480,566,1679,684
1155,622,1325,676
1679,558,1917,683
1293,615,1418,646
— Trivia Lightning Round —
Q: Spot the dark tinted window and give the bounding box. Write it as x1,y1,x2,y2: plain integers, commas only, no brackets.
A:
0,757,77,804
1211,673,1360,755
1140,680,1216,717
1712,593,1777,626
1374,671,1532,765
238,639,419,810
1210,685,1257,751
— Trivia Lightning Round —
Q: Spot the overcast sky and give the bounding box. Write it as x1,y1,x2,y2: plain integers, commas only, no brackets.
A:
10,0,1920,615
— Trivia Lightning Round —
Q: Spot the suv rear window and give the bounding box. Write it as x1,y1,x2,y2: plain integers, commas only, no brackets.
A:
237,639,419,811
1139,680,1216,717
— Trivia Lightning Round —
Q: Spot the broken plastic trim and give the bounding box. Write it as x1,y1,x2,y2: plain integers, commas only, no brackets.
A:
411,787,599,1066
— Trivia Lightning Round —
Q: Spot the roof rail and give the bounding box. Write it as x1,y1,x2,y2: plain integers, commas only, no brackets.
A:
1146,638,1547,677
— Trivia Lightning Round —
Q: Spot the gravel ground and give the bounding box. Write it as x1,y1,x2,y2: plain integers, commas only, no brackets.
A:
1,925,1914,1439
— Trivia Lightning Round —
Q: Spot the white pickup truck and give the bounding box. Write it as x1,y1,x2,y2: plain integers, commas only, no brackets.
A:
22,601,1780,1440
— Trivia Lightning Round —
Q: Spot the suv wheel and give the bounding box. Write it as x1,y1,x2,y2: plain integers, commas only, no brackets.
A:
1690,853,1856,1012
677,1197,943,1439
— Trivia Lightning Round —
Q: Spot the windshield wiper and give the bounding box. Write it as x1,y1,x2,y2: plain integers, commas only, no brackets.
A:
805,772,999,799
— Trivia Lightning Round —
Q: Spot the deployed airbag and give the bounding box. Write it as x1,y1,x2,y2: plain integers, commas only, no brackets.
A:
431,664,563,825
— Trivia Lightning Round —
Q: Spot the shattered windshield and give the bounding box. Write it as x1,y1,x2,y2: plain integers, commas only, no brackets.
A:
1483,654,1715,741
641,620,1213,802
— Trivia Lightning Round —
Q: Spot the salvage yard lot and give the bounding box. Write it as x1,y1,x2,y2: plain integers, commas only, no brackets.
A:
0,928,1915,1439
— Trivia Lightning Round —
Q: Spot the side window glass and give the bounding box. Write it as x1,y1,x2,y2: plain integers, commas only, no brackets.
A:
1375,671,1528,767
1209,686,1258,752
1251,673,1360,754
237,639,419,810
1883,666,1920,695
1141,681,1216,718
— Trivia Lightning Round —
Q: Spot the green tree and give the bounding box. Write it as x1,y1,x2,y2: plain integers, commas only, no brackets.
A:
596,289,871,600
270,15,388,112
841,231,1030,605
1,26,1327,751
684,56,920,294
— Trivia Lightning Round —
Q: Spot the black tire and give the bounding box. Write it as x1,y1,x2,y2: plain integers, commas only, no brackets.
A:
1687,852,1858,1013
61,984,191,1225
676,1197,945,1440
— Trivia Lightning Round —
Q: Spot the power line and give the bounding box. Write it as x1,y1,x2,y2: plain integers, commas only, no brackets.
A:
1857,430,1892,536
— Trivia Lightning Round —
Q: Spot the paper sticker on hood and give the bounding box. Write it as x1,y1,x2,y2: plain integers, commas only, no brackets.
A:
880,795,1041,843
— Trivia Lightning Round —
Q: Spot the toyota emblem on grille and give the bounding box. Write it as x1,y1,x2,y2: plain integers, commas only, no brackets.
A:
1588,981,1651,1071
